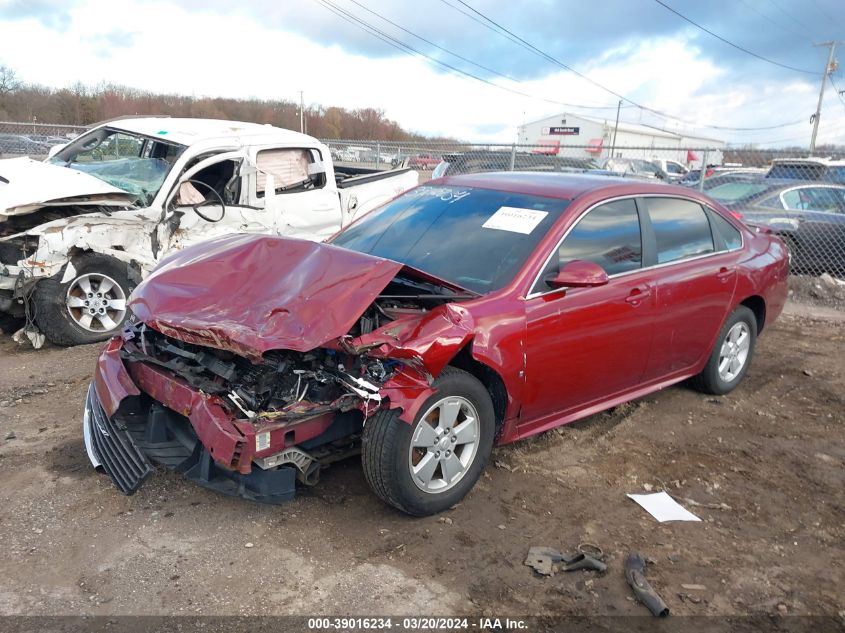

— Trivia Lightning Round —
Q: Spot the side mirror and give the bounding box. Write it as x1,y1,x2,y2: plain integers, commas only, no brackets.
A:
546,260,609,289
47,143,66,159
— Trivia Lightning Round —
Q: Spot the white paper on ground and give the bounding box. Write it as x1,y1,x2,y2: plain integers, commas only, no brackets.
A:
626,491,702,522
482,207,548,234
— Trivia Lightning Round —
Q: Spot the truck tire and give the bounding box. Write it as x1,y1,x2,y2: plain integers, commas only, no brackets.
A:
32,253,135,346
362,367,495,516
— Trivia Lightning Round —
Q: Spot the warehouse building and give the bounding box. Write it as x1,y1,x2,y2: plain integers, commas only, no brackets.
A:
517,112,724,167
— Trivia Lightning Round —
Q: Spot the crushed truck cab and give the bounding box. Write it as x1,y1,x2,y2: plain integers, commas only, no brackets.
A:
0,117,417,347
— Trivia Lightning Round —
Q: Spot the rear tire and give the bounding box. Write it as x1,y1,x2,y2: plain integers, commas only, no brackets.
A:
690,305,757,395
33,253,134,347
362,367,495,516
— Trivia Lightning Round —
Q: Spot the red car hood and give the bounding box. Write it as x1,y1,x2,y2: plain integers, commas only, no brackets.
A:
129,234,463,360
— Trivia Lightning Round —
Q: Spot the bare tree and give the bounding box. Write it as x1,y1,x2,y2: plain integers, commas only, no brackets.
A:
0,64,22,95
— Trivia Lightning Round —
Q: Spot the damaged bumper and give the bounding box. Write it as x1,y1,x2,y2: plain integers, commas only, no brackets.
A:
85,335,388,504
83,381,298,503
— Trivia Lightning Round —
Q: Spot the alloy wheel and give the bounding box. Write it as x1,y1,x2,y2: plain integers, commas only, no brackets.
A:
65,273,127,333
408,396,480,494
718,321,751,382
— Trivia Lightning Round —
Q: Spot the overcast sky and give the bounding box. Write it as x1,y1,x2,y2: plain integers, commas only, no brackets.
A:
1,0,844,145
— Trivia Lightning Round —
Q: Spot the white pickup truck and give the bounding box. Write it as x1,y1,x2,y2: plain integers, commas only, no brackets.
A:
0,117,418,346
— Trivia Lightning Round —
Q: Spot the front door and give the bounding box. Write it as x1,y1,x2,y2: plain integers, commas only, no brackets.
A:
520,198,656,435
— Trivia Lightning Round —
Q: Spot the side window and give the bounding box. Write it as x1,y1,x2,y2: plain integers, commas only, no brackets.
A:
256,148,324,197
803,187,845,212
72,131,143,163
781,189,804,210
758,194,784,209
665,162,681,174
534,199,641,292
709,211,742,250
176,158,241,206
647,198,714,264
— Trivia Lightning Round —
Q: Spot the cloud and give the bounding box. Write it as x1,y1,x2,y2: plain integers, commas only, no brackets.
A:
89,28,138,58
0,0,842,146
1,0,79,31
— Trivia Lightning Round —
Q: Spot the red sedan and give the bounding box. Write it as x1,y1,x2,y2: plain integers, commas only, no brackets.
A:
85,173,789,515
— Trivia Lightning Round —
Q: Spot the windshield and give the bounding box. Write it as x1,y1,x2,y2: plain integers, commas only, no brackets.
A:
331,185,569,294
49,127,185,206
707,181,773,204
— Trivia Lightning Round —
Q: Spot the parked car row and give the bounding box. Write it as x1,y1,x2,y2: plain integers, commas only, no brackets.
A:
676,157,845,277
0,133,67,157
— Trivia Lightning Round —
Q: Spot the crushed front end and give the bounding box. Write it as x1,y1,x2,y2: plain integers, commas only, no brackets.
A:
84,323,408,503
82,234,475,504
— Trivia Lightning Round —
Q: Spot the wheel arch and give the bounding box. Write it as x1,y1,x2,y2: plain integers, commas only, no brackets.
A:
738,294,766,334
448,343,509,440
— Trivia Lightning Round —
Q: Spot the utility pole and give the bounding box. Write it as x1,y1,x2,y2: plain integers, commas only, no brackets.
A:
810,41,841,154
610,100,622,159
299,90,305,134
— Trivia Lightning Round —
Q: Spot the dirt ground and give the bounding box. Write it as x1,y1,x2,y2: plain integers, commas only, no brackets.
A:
0,302,842,621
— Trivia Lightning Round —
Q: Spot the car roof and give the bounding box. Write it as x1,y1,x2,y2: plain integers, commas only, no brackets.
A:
770,157,845,167
92,117,318,147
435,171,686,200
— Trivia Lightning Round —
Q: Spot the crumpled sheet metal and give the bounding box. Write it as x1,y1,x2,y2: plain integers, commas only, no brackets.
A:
345,302,475,377
129,234,404,361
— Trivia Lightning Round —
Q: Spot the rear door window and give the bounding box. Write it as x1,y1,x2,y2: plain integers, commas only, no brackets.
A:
802,187,845,212
646,198,714,264
255,148,323,197
708,211,742,250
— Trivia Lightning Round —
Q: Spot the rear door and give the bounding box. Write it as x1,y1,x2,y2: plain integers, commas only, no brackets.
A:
641,197,739,380
520,198,657,433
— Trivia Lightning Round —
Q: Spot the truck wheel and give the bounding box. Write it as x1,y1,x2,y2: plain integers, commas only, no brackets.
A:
33,253,135,346
690,305,757,395
362,367,495,516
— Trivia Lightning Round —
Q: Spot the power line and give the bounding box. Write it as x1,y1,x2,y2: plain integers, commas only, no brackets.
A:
311,0,636,112
652,0,818,75
344,0,630,110
808,0,844,29
767,0,817,38
829,75,845,113
735,0,810,43
442,0,809,131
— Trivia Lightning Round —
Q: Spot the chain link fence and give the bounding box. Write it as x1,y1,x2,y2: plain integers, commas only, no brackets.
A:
0,121,85,160
0,120,842,289
324,139,845,287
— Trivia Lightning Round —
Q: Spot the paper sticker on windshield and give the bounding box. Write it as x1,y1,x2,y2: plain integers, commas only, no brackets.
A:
483,207,548,234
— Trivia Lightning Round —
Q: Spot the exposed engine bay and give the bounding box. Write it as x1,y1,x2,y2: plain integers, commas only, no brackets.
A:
120,274,469,423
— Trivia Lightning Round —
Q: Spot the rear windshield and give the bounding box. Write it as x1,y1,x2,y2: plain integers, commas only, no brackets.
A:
767,163,826,180
707,181,773,204
332,185,569,294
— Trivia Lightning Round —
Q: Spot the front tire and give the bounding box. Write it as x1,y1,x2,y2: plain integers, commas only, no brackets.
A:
362,367,495,516
33,253,134,346
691,305,757,395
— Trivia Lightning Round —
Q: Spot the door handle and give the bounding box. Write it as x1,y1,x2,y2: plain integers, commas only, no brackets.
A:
716,267,735,282
625,288,650,304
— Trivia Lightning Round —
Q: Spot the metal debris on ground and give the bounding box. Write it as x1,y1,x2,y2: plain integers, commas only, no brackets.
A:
624,552,670,617
524,546,607,576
